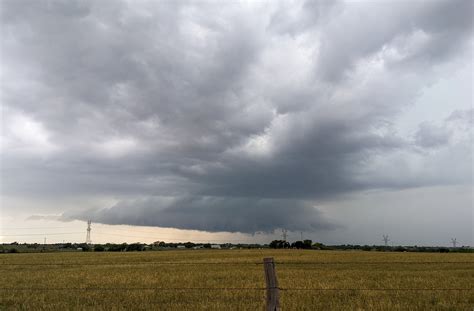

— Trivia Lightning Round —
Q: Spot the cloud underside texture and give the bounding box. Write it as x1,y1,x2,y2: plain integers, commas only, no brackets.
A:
1,0,472,233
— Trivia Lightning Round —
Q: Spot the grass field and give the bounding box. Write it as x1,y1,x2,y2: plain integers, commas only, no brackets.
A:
0,249,473,310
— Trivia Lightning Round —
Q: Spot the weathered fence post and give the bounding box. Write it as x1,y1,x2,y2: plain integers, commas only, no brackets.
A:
263,257,280,311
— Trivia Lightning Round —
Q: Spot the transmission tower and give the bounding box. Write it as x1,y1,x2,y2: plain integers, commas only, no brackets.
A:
282,229,288,242
300,231,303,241
382,235,390,247
451,238,457,248
86,220,92,244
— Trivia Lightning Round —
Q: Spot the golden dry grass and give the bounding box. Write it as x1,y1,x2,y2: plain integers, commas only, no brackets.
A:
0,249,473,310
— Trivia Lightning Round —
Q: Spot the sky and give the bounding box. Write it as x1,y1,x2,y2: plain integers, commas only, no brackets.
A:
0,0,472,246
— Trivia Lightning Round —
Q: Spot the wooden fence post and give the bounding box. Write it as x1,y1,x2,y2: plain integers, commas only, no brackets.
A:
263,257,280,311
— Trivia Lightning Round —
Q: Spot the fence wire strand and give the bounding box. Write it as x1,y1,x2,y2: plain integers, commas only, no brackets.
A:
0,287,471,292
1,261,473,266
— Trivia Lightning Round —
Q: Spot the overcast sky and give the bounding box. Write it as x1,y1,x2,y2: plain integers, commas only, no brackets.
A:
1,0,472,246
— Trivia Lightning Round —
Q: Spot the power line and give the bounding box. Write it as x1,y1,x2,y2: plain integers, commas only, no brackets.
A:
282,229,287,242
95,227,205,236
1,226,72,230
2,233,82,236
86,220,92,244
451,238,457,248
94,232,254,243
1,224,256,243
101,230,250,241
0,229,262,243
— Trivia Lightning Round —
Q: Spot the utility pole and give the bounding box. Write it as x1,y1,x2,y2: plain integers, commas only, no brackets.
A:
451,238,457,248
382,235,390,247
300,232,303,241
86,220,92,244
281,229,287,242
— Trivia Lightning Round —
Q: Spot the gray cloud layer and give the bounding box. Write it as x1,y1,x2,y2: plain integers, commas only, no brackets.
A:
64,197,336,233
1,0,472,233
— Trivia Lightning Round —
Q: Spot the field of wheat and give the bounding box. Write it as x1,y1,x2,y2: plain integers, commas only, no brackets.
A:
0,249,473,310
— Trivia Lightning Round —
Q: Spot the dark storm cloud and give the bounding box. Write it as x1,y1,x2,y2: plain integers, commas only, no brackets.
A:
65,197,336,233
313,0,473,81
1,0,472,233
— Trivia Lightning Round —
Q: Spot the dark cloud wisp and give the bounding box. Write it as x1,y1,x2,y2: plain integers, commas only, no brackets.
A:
65,197,337,234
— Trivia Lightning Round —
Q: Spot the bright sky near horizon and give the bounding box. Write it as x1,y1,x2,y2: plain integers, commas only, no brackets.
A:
1,0,472,246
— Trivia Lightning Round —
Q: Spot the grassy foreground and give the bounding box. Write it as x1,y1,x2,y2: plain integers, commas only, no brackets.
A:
0,249,473,310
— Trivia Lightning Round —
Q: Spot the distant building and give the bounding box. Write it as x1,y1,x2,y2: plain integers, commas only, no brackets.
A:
177,245,186,249
211,244,221,249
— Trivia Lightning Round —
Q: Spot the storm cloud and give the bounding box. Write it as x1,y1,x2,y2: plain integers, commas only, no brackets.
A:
1,0,472,233
64,197,336,233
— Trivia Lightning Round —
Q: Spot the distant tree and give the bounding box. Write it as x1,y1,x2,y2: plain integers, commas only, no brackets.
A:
61,243,72,249
76,243,91,251
290,240,312,249
94,245,105,252
107,243,127,252
126,243,144,252
184,242,195,249
270,240,290,249
291,241,305,249
269,240,279,249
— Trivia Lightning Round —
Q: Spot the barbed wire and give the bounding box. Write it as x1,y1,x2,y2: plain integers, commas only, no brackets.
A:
1,261,472,266
0,262,264,266
0,287,471,292
275,261,474,265
0,287,266,291
280,288,473,291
